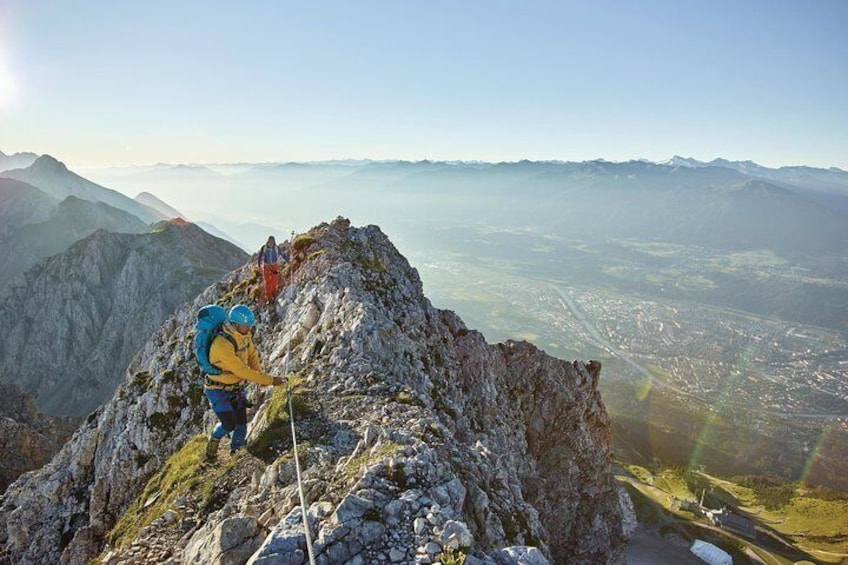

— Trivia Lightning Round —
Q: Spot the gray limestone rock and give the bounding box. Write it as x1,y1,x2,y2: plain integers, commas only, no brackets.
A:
496,546,551,565
248,508,308,565
0,220,247,417
183,515,265,565
439,520,473,550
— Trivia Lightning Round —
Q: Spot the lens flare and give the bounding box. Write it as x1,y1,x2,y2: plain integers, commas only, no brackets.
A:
635,374,653,401
687,339,759,473
799,420,847,489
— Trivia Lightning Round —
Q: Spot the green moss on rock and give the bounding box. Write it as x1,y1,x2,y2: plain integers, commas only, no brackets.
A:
149,411,178,433
248,377,311,460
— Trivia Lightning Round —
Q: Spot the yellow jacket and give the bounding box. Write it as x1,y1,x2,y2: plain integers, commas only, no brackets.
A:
206,323,274,387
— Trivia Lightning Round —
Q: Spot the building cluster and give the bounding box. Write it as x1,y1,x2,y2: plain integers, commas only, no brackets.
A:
570,288,848,417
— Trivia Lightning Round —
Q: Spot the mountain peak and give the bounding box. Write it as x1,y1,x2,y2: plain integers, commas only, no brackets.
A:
151,218,193,231
664,155,705,168
167,216,191,227
135,191,187,221
30,154,69,174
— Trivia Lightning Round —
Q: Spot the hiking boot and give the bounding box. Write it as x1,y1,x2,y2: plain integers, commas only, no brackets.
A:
205,437,220,460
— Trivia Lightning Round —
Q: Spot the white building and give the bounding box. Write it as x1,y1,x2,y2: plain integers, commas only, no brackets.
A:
690,539,732,565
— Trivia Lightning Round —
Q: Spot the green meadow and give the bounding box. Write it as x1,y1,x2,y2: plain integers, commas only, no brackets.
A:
619,463,848,561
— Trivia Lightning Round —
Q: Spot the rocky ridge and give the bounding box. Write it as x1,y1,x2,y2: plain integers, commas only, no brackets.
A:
0,218,634,564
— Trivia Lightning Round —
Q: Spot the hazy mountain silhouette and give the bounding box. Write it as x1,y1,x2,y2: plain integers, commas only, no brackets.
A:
661,155,848,213
79,156,848,260
288,160,848,255
135,191,187,220
194,221,245,249
0,195,150,288
0,178,57,227
0,150,39,172
1,155,159,223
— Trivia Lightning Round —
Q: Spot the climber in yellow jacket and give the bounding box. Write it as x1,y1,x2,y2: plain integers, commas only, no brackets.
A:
204,304,285,459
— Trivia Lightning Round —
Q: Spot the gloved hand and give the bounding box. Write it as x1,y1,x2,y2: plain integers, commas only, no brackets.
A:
272,376,287,387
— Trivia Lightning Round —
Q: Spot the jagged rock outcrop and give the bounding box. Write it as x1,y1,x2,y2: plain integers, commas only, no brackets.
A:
0,218,632,565
0,383,76,493
0,220,248,416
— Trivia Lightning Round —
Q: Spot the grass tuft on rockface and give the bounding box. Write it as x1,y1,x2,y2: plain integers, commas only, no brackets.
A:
106,435,243,551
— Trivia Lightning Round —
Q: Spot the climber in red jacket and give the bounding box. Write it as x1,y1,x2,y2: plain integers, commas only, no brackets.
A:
256,235,288,303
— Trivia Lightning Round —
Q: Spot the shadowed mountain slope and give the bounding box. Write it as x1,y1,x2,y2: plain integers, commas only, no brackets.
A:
0,383,76,493
0,195,150,288
0,220,248,417
0,178,57,227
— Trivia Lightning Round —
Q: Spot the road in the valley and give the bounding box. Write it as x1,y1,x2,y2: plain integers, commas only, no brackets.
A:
547,282,692,396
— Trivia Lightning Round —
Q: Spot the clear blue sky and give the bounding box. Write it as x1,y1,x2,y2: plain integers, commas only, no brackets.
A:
1,0,846,168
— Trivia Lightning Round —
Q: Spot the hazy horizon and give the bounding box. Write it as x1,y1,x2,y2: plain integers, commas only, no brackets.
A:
12,152,848,174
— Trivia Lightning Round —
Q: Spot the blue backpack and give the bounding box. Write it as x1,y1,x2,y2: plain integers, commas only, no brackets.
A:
194,305,236,376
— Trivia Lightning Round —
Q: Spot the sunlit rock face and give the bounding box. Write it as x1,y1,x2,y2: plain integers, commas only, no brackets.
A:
0,217,632,565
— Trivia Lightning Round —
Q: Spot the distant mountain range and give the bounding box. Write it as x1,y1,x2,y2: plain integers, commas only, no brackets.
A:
0,150,38,172
76,155,848,257
6,150,847,259
665,154,847,187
